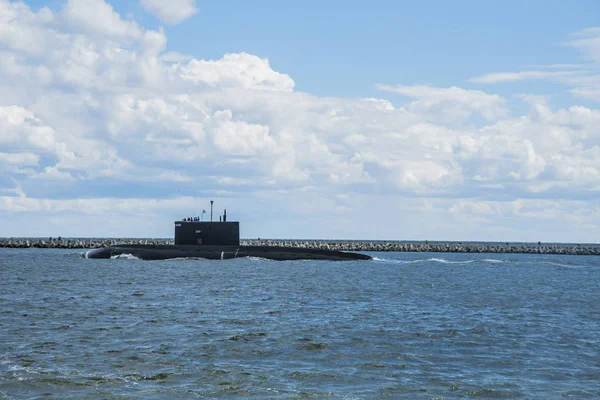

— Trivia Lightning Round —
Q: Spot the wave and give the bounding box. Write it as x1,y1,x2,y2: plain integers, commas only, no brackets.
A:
537,260,590,269
373,257,506,265
373,256,595,269
109,253,140,260
482,258,504,263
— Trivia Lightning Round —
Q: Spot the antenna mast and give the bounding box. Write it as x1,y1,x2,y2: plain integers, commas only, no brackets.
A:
210,200,214,222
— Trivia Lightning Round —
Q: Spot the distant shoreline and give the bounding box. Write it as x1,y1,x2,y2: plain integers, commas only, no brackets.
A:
1,237,599,255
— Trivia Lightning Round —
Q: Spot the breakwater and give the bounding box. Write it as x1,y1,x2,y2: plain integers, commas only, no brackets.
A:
1,237,599,255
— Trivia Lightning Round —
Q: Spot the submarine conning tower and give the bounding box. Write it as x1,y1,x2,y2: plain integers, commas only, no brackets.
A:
174,208,240,246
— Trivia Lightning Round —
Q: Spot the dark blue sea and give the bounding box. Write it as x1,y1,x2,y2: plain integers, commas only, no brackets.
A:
1,248,599,399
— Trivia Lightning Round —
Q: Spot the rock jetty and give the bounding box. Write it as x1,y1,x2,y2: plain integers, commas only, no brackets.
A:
0,238,173,249
1,237,599,256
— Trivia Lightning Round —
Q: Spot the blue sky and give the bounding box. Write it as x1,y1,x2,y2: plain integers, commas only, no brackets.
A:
1,0,600,242
171,1,599,100
25,0,600,98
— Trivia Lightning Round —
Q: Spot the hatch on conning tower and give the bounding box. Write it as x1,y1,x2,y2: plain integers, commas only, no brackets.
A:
174,201,239,245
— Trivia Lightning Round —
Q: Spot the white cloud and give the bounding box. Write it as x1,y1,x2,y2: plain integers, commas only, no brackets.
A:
470,26,600,102
0,105,60,153
210,109,276,156
470,70,584,84
180,53,295,91
140,0,198,25
0,152,39,169
376,84,507,122
0,1,55,56
161,51,193,63
566,27,600,63
62,0,142,39
32,166,75,181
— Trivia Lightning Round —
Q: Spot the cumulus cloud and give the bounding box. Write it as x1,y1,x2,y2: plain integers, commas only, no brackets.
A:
1,0,600,241
179,53,295,91
376,84,507,122
62,0,142,39
140,0,198,25
0,105,64,160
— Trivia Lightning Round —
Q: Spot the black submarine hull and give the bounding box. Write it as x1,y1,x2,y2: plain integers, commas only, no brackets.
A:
84,244,372,261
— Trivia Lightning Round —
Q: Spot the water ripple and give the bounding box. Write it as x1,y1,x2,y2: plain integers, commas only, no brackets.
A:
0,249,599,398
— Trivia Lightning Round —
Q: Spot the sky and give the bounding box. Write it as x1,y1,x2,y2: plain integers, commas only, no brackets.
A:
2,0,600,242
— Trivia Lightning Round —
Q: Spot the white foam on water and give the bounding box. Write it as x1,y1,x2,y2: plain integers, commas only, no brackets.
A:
424,257,510,264
373,256,595,269
540,260,588,269
245,256,275,262
370,257,423,264
372,257,509,265
421,257,479,264
428,257,451,263
110,253,140,260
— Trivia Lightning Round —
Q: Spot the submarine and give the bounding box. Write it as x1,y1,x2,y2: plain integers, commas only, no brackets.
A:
85,204,371,261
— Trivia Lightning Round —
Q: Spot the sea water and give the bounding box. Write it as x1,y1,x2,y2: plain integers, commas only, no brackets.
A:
0,248,598,399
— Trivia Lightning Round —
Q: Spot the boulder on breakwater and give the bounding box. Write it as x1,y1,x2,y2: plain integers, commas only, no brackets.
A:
242,239,600,256
0,237,174,249
1,237,599,256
